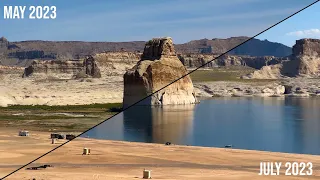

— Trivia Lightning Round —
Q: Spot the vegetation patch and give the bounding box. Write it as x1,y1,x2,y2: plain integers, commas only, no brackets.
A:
0,103,122,132
0,103,123,112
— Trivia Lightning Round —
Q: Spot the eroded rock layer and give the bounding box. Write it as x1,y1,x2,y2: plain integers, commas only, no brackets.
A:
178,54,285,69
243,38,320,79
23,56,101,78
93,52,141,76
123,37,198,107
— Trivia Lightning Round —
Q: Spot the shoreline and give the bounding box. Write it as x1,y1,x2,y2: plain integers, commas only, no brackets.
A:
84,136,320,156
1,91,319,108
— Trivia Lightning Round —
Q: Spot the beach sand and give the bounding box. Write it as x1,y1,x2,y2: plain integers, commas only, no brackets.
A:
1,128,319,180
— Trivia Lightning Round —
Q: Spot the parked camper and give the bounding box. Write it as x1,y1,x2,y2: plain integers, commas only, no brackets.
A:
66,134,76,140
19,131,29,136
51,133,64,139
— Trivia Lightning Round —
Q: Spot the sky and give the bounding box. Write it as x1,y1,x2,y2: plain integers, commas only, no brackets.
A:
0,0,319,47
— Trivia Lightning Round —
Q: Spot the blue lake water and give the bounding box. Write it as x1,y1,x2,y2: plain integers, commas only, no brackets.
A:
83,97,320,155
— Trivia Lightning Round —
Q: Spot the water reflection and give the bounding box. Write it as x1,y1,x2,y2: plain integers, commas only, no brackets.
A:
83,97,320,155
84,104,195,144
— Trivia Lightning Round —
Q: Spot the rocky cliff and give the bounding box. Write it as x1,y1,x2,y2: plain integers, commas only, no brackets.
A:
178,54,216,68
178,53,286,69
218,55,287,69
93,52,140,76
292,39,320,56
123,37,198,107
23,56,101,79
243,38,320,79
17,50,288,79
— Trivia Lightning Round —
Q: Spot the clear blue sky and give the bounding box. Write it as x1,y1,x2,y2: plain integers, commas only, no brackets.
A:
0,0,318,47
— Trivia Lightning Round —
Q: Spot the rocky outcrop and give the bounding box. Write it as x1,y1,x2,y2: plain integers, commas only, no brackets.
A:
23,60,84,78
23,57,101,78
243,38,320,79
178,53,285,69
0,37,9,50
217,55,285,69
293,39,320,56
194,82,286,98
123,37,198,107
93,52,140,76
177,54,216,68
82,56,101,78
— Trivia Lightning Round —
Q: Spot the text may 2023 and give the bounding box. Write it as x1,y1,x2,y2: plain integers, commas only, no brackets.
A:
3,6,56,19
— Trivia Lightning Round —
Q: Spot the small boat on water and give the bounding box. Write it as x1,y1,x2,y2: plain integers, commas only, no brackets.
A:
225,144,233,148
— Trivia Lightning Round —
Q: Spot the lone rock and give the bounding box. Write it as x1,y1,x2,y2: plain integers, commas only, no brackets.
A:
123,37,198,107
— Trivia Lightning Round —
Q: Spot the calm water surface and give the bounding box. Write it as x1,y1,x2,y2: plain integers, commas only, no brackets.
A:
83,97,320,155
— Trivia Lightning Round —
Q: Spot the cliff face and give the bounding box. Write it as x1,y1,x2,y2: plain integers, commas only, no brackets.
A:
23,60,84,78
23,56,101,78
216,55,286,69
177,53,286,69
178,54,216,68
123,37,198,107
93,52,140,76
293,39,320,56
18,51,288,79
243,38,320,79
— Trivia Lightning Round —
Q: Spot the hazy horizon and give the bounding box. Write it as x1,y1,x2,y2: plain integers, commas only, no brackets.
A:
1,35,309,48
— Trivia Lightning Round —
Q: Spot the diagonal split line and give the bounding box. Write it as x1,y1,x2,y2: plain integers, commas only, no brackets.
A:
2,0,319,179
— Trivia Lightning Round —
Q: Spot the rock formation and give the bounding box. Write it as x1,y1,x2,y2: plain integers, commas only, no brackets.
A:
177,53,286,69
293,39,320,56
216,55,286,69
123,37,198,107
93,52,141,76
177,54,217,68
23,57,101,78
0,37,9,50
242,38,320,79
82,56,101,78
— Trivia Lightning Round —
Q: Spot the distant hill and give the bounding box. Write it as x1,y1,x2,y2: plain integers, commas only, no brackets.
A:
0,36,292,66
176,37,292,57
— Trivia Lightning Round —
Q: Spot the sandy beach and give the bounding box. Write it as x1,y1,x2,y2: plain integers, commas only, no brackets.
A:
0,128,319,180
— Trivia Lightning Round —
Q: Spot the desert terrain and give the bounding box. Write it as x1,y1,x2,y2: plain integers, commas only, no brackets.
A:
1,37,320,179
1,128,320,180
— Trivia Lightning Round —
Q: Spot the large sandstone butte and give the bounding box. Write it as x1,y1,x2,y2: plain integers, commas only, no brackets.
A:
243,38,320,79
123,37,198,107
23,55,101,78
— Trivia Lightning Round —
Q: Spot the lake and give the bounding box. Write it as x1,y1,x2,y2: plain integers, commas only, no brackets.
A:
83,97,320,155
